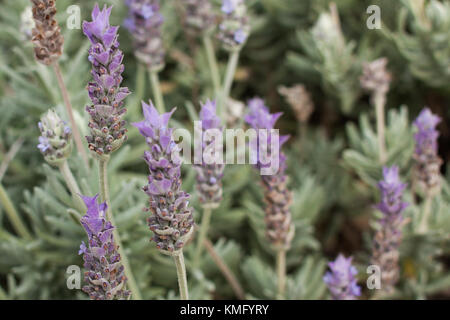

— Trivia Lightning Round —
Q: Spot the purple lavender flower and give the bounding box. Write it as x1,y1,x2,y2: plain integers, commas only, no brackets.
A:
371,166,408,294
133,101,194,253
37,109,72,165
124,0,165,71
376,166,409,218
182,0,216,35
413,108,442,195
194,100,225,208
323,254,361,300
244,98,289,173
78,194,130,300
244,98,293,250
218,0,250,51
83,4,130,157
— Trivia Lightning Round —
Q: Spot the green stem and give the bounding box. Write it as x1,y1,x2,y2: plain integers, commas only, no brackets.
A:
53,63,89,169
173,250,189,300
374,91,387,164
418,195,433,234
133,63,146,115
98,159,142,300
58,161,85,212
0,183,32,240
149,71,165,114
193,207,213,268
203,35,221,97
276,249,286,300
218,50,240,121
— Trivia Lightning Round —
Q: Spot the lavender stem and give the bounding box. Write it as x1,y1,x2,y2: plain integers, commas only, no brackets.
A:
418,194,433,233
219,50,240,121
374,91,387,164
98,159,142,300
276,249,286,299
53,63,89,169
149,71,165,114
0,183,32,240
58,160,85,212
193,206,212,268
203,35,221,97
173,250,189,300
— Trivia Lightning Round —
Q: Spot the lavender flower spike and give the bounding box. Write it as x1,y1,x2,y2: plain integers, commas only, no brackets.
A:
244,98,293,250
323,254,361,300
371,166,408,295
182,0,216,36
218,0,250,51
133,101,194,253
31,0,63,65
83,4,130,158
78,194,131,300
124,0,165,71
37,109,72,165
194,100,225,209
413,108,442,196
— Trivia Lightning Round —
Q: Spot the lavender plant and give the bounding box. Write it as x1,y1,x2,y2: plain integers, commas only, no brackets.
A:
133,101,195,300
245,97,294,299
37,109,84,211
360,58,392,164
30,0,89,167
323,254,361,300
371,166,408,296
412,108,442,233
78,194,131,300
180,0,220,96
83,4,130,158
217,0,250,119
193,100,225,266
83,3,141,300
125,0,166,113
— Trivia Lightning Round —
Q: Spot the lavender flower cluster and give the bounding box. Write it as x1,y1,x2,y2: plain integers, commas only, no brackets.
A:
133,102,195,253
194,100,225,209
124,0,165,71
413,108,442,195
83,5,130,157
183,0,216,35
37,109,72,165
245,98,294,250
323,254,361,300
372,166,408,294
30,0,63,65
219,0,250,51
78,195,131,300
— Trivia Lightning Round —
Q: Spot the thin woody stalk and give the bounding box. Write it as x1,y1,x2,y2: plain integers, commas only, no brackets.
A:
418,194,432,233
193,207,212,267
98,159,142,300
203,35,221,97
58,160,85,212
53,63,89,168
218,51,240,120
149,71,166,114
173,250,189,300
374,92,387,164
276,249,286,299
